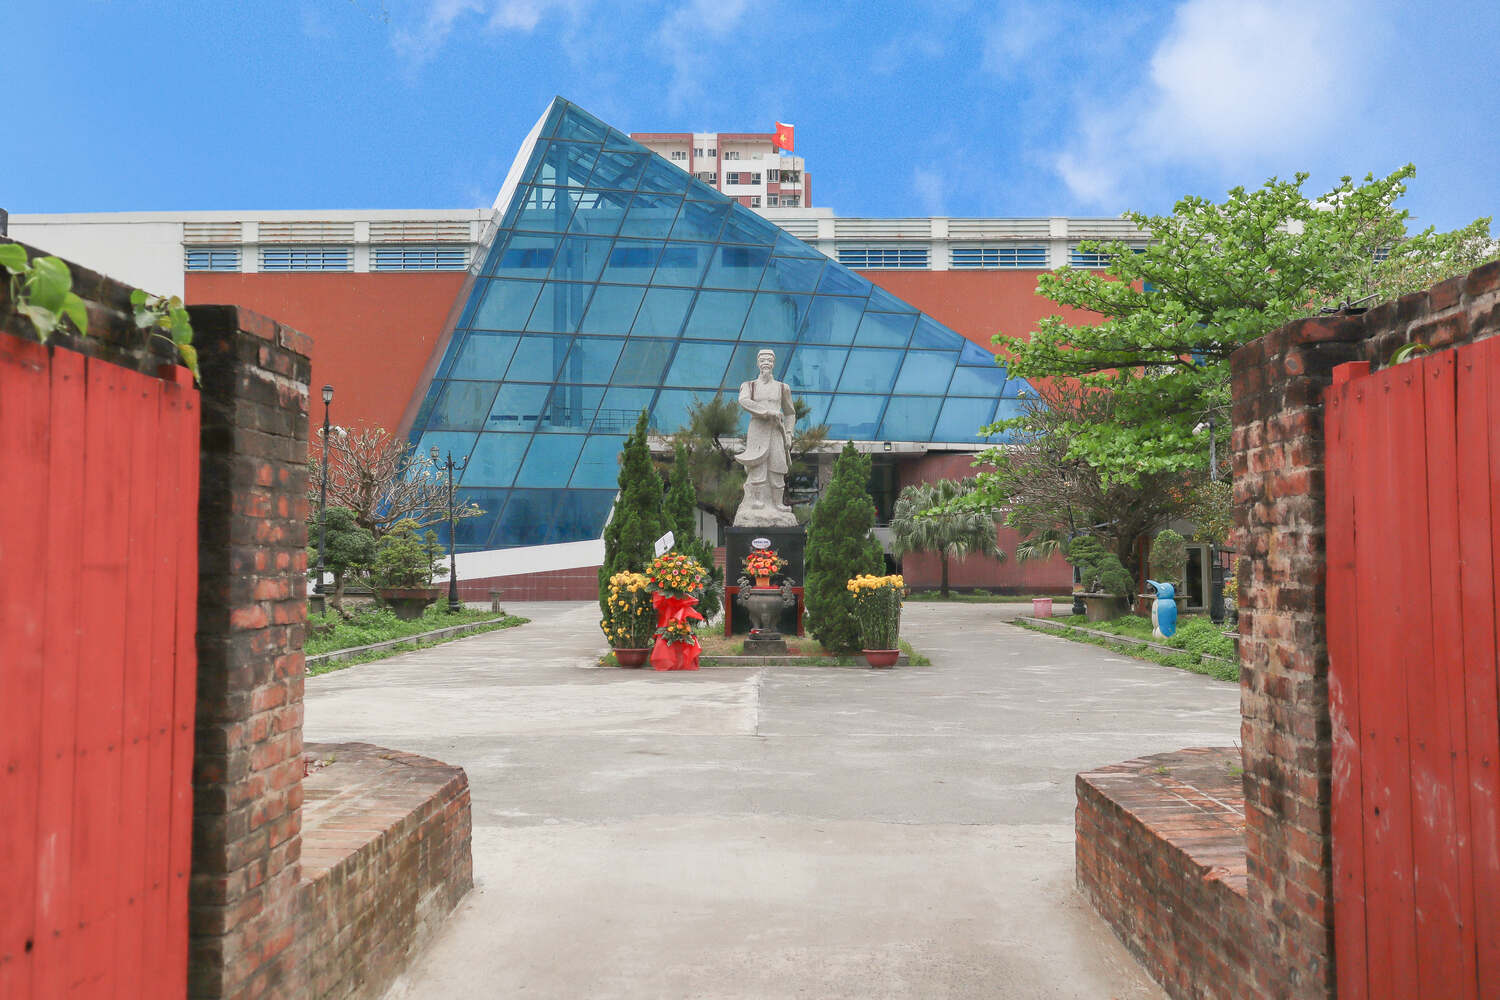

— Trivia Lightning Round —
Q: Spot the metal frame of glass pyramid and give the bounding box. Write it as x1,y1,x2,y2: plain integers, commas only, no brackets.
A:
405,98,1028,552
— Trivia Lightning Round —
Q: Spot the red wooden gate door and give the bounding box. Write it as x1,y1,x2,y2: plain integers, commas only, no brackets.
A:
0,335,200,999
1325,340,1500,1000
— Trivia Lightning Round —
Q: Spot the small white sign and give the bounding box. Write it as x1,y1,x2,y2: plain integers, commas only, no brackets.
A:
751,537,772,550
654,531,675,557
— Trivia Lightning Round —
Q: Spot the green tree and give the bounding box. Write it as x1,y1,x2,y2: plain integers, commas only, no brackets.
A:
1149,528,1188,589
664,439,723,615
308,506,377,611
598,410,670,615
1005,165,1496,483
370,518,448,589
889,478,1005,598
804,442,884,653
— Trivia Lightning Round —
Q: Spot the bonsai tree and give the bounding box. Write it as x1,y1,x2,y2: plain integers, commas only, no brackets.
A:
1065,536,1109,593
307,506,377,612
888,477,1004,598
1093,554,1135,600
598,410,670,616
370,518,448,590
664,439,723,616
805,442,884,653
1149,529,1188,591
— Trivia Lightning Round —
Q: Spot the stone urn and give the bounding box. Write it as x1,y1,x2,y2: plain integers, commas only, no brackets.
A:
1081,593,1123,623
377,586,440,621
736,576,797,653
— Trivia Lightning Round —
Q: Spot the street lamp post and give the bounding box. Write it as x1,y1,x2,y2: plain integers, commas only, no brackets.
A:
433,447,467,613
316,384,333,596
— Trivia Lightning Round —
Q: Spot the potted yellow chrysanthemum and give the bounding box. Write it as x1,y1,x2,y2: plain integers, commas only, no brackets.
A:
846,574,904,668
601,571,655,667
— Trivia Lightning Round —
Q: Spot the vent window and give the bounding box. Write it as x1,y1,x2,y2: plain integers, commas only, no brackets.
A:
836,246,929,269
372,245,469,271
259,246,352,271
951,245,1047,269
185,246,241,271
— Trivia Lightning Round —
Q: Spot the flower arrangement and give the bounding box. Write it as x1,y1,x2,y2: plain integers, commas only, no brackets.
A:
846,574,904,651
647,550,707,598
743,548,787,580
655,619,698,646
600,571,655,649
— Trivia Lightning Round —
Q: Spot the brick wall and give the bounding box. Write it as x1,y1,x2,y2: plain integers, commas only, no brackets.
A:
1229,259,1500,998
189,305,314,998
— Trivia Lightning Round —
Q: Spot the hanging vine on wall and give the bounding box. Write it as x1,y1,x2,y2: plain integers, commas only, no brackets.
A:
131,289,199,383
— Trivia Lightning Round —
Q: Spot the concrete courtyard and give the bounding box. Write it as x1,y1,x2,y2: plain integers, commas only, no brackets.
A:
303,601,1241,999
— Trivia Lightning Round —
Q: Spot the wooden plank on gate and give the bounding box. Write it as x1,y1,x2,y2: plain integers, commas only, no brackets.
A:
0,334,51,1000
32,347,86,999
114,371,161,998
67,356,135,993
1459,337,1500,997
1326,374,1369,1000
142,373,183,993
165,369,200,994
1390,357,1464,1000
1357,366,1420,999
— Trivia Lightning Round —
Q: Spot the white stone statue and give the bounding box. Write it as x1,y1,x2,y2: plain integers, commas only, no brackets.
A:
733,349,799,527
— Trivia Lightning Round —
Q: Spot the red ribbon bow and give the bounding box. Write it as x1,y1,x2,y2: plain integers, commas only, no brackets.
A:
651,592,703,671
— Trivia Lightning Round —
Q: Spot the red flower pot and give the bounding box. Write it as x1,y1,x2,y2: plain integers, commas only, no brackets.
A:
862,648,900,668
613,647,651,668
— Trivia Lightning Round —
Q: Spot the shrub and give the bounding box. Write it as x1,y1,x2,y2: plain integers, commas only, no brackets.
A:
805,442,884,653
1094,554,1135,599
370,518,447,589
1149,528,1188,588
847,574,903,650
599,410,670,615
1065,536,1108,591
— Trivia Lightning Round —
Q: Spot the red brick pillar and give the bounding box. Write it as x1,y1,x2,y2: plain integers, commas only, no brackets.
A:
188,306,312,999
1230,314,1365,999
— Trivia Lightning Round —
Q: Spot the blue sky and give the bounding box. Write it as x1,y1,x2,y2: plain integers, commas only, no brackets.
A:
5,0,1498,232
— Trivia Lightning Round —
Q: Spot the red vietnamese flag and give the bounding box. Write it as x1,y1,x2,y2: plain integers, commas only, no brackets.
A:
773,121,794,152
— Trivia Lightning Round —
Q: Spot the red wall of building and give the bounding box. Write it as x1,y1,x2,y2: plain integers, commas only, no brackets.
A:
185,273,465,434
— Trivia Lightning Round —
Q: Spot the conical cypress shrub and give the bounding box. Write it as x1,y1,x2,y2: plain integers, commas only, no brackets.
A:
599,410,669,615
805,442,884,653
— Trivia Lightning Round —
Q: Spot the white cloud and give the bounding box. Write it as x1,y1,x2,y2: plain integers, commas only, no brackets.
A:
912,166,947,216
1050,0,1377,206
652,0,750,107
391,0,592,67
981,0,1054,75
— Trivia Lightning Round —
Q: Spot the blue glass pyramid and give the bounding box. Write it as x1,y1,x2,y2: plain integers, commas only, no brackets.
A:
407,98,1028,552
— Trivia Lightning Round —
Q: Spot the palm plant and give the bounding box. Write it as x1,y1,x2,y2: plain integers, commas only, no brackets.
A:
889,478,1005,599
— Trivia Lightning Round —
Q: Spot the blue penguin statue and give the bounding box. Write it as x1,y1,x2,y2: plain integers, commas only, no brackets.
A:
1148,580,1178,639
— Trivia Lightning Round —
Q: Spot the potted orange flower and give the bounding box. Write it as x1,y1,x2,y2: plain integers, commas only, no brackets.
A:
743,548,787,589
646,551,707,671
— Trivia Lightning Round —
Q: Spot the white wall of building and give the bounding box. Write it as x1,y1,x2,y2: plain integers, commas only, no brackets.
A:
10,215,188,297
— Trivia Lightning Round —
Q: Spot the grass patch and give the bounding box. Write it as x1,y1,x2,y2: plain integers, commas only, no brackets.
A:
306,604,529,676
1053,613,1236,661
1019,614,1238,683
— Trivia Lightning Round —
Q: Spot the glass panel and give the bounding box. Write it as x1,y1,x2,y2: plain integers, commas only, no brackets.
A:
472,279,543,331
516,434,586,487
958,340,995,366
430,381,498,430
685,178,722,201
947,364,1011,395
631,288,695,337
542,384,605,433
815,261,869,296
599,238,663,282
559,336,624,383
588,150,647,190
650,389,711,435
865,285,917,314
523,281,593,333
893,350,958,395
529,141,600,187
619,194,681,239
450,488,506,550
602,128,636,151
416,431,478,473
741,292,809,343
853,309,917,348
488,234,558,277
669,200,729,243
465,432,530,487
681,290,752,340
497,489,557,547
551,235,613,282
718,209,779,246
548,490,616,543
824,395,885,439
933,397,1000,442
567,188,631,236
774,232,825,259
594,387,656,432
796,392,832,427
758,254,825,293
578,284,646,334
838,348,903,393
637,158,692,195
486,383,552,432
504,333,571,382
651,243,712,286
990,395,1026,428
551,105,607,143
409,378,444,429
878,397,941,441
782,346,847,392
569,436,627,487
665,341,735,387
512,185,578,233
910,315,961,351
702,244,771,290
799,295,863,345
453,332,519,380
610,339,674,385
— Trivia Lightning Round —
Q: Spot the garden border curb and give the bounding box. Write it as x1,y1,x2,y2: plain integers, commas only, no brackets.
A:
1014,616,1238,672
307,616,520,669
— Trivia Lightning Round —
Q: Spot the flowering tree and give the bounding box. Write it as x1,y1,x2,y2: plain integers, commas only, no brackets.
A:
309,424,482,539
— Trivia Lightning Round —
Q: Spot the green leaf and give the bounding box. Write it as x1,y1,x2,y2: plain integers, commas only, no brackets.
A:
176,343,200,384
17,302,60,342
1388,342,1430,365
60,292,89,335
170,310,193,346
129,287,148,307
0,244,28,273
25,256,73,312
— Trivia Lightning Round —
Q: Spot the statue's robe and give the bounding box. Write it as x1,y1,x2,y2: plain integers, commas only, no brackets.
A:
736,377,795,481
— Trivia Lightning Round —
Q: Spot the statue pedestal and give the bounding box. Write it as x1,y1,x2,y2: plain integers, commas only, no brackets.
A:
724,525,805,636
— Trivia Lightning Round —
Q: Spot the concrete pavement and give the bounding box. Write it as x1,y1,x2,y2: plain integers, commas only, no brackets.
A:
304,600,1241,999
